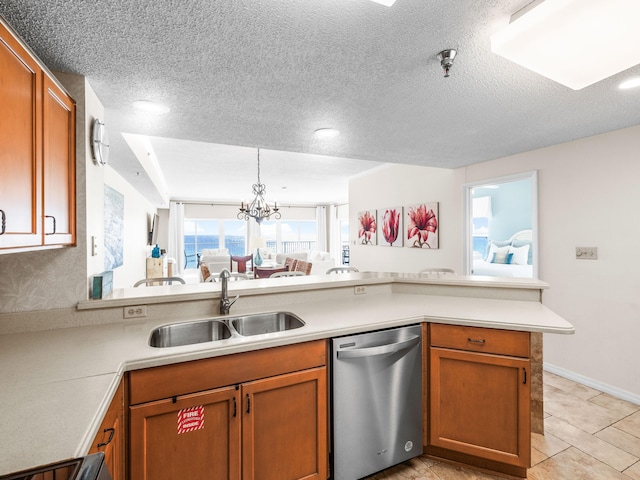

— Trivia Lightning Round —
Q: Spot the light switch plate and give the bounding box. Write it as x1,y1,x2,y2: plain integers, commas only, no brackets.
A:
92,235,99,256
576,247,597,260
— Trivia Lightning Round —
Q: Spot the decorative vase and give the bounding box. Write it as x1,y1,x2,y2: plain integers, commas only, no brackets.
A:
254,248,263,266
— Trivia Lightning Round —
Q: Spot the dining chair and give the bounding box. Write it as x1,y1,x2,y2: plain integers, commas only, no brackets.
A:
206,273,250,282
294,260,313,275
230,254,253,273
326,266,359,274
270,271,307,278
284,257,296,271
134,277,186,287
418,268,456,274
184,250,197,269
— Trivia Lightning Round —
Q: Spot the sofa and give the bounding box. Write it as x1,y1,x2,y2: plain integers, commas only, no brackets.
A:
199,248,231,281
272,251,336,275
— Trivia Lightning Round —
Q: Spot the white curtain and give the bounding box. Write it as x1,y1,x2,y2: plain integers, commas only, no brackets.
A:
247,219,258,255
168,201,185,274
316,205,327,252
329,205,340,264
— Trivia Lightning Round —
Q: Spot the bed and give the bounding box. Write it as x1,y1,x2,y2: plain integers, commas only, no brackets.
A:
472,230,533,278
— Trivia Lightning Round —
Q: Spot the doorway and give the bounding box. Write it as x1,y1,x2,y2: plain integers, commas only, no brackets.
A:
463,171,538,278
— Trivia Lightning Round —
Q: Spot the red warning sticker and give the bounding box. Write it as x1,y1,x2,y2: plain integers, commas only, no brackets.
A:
177,405,205,434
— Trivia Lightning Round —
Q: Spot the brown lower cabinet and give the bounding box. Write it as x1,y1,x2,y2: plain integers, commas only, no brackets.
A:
427,323,531,477
128,340,328,480
88,379,125,480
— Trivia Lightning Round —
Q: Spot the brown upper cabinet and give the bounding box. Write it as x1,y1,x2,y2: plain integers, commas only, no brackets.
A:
0,19,76,252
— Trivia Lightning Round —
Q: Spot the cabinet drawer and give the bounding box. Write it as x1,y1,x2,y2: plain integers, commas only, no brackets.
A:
129,340,327,405
429,324,529,358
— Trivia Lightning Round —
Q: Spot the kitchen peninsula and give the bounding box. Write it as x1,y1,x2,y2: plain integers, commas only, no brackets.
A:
0,273,574,478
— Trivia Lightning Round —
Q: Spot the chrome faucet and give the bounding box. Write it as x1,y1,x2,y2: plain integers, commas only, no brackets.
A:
218,268,239,314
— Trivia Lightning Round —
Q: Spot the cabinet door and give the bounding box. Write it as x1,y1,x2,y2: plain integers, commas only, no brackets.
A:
42,74,75,246
130,386,241,480
242,367,327,480
89,380,124,480
429,347,530,468
0,23,42,249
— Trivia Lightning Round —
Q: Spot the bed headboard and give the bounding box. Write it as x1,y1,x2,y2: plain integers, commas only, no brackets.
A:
509,229,532,243
509,229,533,264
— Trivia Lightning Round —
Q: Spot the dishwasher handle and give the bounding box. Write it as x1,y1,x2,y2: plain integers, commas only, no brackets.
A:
336,334,421,359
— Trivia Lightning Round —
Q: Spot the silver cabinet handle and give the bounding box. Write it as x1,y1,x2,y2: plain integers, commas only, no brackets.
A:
0,209,5,235
337,335,420,359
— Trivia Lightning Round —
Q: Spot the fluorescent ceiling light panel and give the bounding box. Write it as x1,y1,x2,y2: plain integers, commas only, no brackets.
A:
491,0,640,90
368,0,397,6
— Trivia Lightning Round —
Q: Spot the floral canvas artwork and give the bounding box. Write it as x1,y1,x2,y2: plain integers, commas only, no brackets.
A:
378,207,403,247
406,202,439,249
357,210,377,245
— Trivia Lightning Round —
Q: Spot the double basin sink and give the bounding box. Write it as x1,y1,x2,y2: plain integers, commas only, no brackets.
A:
149,312,305,348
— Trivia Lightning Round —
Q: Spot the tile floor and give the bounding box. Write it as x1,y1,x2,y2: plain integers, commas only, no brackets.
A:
365,372,640,480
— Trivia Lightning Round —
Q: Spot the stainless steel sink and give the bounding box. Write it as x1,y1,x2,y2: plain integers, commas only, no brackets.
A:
149,319,232,348
230,312,305,336
149,312,305,347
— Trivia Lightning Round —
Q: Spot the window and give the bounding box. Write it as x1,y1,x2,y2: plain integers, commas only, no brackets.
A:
184,219,247,267
471,196,491,257
184,217,319,268
280,220,317,253
184,219,219,268
223,220,246,256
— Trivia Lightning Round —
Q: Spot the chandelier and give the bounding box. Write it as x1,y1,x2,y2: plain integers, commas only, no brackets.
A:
238,148,281,224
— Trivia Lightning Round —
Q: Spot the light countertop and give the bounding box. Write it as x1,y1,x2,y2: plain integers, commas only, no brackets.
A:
0,276,573,475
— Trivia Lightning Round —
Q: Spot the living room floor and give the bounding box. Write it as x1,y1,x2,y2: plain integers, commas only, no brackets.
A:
366,372,640,480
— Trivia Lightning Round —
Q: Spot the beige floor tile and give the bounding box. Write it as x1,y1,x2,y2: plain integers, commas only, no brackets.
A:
615,411,640,439
365,455,440,480
530,447,548,467
544,416,638,471
596,426,640,457
543,372,602,400
590,392,640,418
624,461,640,480
528,446,630,480
544,384,627,434
531,431,569,457
428,462,505,480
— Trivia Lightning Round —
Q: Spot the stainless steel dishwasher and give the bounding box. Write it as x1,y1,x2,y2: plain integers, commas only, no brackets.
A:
332,324,423,480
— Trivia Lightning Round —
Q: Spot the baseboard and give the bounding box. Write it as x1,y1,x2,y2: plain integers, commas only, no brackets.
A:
544,363,640,406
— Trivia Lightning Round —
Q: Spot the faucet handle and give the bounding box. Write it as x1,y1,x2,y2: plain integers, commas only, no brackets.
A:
229,294,239,307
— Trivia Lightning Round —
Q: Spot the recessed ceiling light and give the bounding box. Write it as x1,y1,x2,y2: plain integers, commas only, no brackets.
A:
619,77,640,90
314,128,340,139
368,0,397,6
491,0,640,90
133,100,170,114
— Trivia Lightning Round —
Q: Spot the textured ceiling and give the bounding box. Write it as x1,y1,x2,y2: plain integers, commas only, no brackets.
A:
2,1,639,207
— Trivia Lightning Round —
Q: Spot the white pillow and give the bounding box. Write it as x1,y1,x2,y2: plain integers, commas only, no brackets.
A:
509,244,530,265
487,243,510,263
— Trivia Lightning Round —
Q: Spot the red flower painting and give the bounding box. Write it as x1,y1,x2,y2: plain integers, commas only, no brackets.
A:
382,209,401,246
407,203,439,248
358,210,377,245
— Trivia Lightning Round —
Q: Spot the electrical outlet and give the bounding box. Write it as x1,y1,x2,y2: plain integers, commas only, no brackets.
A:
354,286,367,295
124,305,147,318
576,247,597,260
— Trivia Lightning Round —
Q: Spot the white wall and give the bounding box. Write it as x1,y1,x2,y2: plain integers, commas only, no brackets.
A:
464,125,640,401
103,168,157,289
351,125,640,401
349,164,465,273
